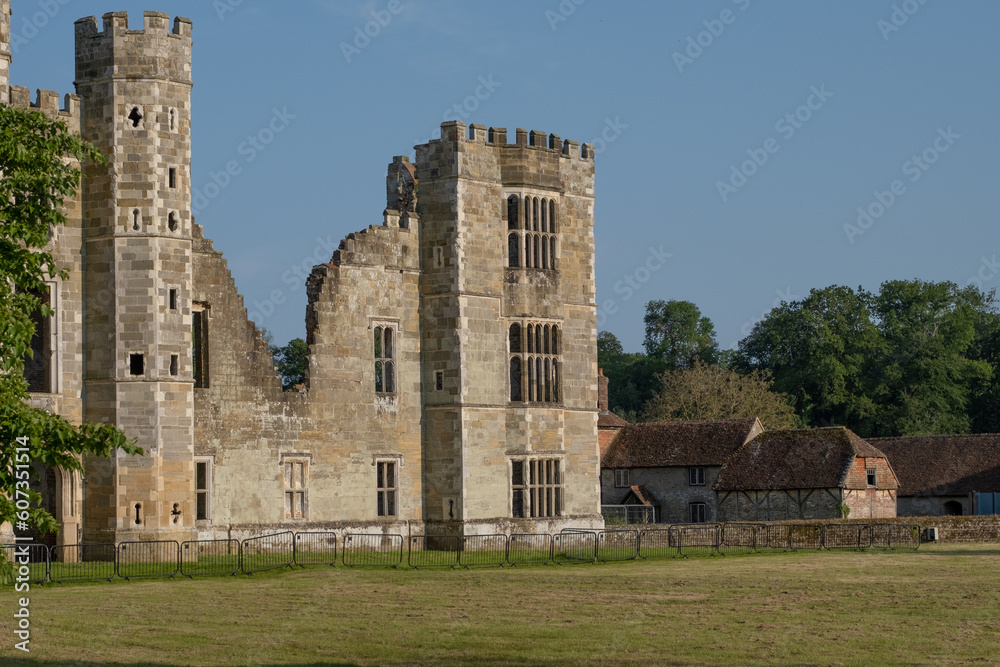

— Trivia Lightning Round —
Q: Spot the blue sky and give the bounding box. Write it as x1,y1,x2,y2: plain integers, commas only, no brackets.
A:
10,0,1000,352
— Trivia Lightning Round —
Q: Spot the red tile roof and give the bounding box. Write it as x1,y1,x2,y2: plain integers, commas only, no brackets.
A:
869,433,1000,496
714,427,897,491
601,419,763,468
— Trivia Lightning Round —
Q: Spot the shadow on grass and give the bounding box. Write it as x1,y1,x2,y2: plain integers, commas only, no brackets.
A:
1,662,358,667
914,548,1000,557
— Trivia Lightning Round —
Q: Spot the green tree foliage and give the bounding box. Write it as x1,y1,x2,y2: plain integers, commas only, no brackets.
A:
643,299,719,368
0,105,140,535
272,338,310,390
597,331,662,422
643,361,799,429
737,280,996,437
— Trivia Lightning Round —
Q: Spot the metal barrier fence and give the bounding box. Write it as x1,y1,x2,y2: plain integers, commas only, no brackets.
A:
117,541,180,580
180,539,240,578
1,544,50,584
294,532,338,567
408,535,460,569
1,522,921,585
49,543,116,583
459,534,508,568
507,533,553,566
241,532,294,574
555,530,598,563
638,527,679,559
598,529,639,562
342,533,403,568
601,504,656,525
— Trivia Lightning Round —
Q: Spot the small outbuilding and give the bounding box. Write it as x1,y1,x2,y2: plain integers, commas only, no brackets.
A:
869,433,1000,517
601,419,764,523
714,427,898,521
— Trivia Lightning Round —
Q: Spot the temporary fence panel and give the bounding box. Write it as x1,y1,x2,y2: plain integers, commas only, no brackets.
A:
788,524,824,551
117,541,180,580
824,524,871,550
342,533,403,567
870,524,920,550
48,543,116,583
1,543,49,585
506,533,553,566
180,539,240,577
718,523,759,555
241,532,294,574
408,535,460,569
638,528,678,559
675,525,719,557
294,532,338,566
458,534,507,568
554,530,597,563
597,529,639,562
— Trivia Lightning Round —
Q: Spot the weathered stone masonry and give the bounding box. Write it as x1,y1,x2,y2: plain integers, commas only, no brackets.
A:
4,6,604,543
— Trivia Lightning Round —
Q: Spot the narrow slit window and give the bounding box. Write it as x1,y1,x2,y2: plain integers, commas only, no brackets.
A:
169,354,178,376
168,211,178,232
374,325,396,394
507,195,519,230
128,107,142,128
377,461,397,517
129,353,144,376
168,168,177,189
168,288,178,311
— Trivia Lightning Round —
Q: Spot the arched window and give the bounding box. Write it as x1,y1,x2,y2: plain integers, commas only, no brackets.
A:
541,238,548,269
533,235,540,269
544,358,551,402
535,325,541,354
374,325,396,394
509,323,522,353
168,211,178,232
507,195,519,230
510,356,522,402
524,234,532,268
551,326,559,355
532,198,539,232
527,358,535,402
541,198,547,233
552,360,559,401
536,357,543,403
508,233,519,268
944,500,963,516
526,325,534,353
549,200,556,232
543,325,550,354
549,237,556,270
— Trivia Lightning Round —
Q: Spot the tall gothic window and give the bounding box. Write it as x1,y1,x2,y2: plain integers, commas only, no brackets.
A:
504,194,558,272
509,321,560,403
374,326,396,394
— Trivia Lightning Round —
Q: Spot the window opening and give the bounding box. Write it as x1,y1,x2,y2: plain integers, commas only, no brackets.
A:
511,458,562,518
168,288,178,311
374,326,396,393
168,211,178,232
866,468,876,486
614,469,629,488
435,371,444,391
168,168,177,189
23,286,52,393
195,460,210,520
129,353,144,376
690,503,707,523
283,460,307,519
128,107,142,127
377,461,397,517
192,307,209,388
169,354,178,376
132,209,140,231
689,466,706,486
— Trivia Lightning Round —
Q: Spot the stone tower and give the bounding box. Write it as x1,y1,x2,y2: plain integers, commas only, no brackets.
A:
74,12,195,543
0,0,11,103
416,122,601,535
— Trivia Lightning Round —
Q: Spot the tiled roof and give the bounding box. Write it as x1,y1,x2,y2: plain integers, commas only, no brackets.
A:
601,419,763,468
622,485,657,506
869,433,1000,496
598,411,629,429
714,427,896,491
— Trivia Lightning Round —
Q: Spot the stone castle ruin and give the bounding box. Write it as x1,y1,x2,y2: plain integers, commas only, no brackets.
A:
1,5,604,546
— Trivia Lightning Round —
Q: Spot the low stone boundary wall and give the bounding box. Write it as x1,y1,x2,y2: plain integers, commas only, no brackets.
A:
768,515,1000,543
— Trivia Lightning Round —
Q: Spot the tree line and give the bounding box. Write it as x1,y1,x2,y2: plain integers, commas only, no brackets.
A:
600,281,1000,437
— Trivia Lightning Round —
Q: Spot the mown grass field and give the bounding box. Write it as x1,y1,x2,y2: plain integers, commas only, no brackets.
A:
2,543,999,666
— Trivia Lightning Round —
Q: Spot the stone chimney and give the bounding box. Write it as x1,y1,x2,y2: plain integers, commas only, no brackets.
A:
598,368,609,412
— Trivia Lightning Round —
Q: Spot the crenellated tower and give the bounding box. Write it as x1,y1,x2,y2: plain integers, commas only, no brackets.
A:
75,11,195,543
416,121,601,535
0,0,10,103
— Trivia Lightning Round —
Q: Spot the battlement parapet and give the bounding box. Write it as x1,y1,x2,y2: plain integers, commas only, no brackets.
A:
7,86,81,129
427,120,594,162
75,11,192,84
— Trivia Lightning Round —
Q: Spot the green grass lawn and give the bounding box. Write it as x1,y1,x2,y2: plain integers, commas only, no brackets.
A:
2,543,999,666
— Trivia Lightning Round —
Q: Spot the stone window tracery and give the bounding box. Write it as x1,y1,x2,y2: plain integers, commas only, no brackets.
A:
374,325,396,394
510,457,562,518
508,321,560,403
504,193,557,271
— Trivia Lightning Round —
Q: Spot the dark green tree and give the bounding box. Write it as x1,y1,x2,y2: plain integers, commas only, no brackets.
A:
643,299,719,369
0,104,141,537
597,331,662,421
272,338,310,390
